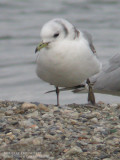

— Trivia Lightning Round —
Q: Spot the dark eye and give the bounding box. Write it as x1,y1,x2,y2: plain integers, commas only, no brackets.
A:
53,33,59,38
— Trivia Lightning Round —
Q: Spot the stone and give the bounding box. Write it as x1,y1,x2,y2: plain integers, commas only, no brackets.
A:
32,137,43,145
44,134,56,140
5,110,14,116
92,136,103,143
21,102,37,110
38,104,50,112
70,120,78,125
19,137,34,145
6,132,15,140
115,124,120,129
19,118,36,128
94,127,105,133
65,146,83,155
29,124,39,129
91,111,101,117
9,120,18,125
90,118,98,123
14,109,25,114
25,111,39,118
110,103,118,108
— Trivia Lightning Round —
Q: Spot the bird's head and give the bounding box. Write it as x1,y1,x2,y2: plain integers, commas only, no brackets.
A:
35,18,79,53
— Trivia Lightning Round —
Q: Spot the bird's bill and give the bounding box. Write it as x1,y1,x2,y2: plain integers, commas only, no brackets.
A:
35,42,49,53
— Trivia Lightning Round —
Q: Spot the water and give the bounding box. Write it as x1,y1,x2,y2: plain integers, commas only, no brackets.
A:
0,0,120,104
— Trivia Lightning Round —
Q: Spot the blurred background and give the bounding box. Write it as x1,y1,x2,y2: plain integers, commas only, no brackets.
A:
0,0,120,104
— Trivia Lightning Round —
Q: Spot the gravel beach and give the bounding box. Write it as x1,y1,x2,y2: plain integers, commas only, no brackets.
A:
0,100,120,160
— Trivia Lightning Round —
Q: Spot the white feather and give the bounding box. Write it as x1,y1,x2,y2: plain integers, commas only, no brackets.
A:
36,18,101,87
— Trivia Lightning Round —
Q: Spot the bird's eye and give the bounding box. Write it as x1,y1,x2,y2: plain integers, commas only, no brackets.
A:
53,33,59,38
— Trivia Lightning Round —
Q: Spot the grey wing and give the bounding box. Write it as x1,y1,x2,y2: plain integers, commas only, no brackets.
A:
82,31,96,54
91,53,120,91
106,53,120,72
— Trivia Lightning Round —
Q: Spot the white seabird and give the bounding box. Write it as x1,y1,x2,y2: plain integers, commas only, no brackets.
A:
35,18,101,105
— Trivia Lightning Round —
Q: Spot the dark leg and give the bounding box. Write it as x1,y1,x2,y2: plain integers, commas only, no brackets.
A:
86,79,95,105
56,87,59,106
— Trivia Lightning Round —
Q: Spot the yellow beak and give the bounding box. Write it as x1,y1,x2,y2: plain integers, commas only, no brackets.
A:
35,42,49,53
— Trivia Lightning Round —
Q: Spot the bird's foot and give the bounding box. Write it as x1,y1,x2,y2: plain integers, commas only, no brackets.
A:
86,79,96,105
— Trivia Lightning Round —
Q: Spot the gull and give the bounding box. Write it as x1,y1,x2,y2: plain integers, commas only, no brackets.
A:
72,53,120,95
92,53,120,92
35,18,101,106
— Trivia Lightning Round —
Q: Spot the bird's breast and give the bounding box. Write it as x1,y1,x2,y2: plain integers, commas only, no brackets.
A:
36,40,101,87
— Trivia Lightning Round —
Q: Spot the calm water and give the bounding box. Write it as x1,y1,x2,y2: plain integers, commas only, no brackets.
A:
0,0,120,104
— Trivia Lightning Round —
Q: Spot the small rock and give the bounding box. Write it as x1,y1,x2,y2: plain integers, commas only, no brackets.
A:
42,113,54,118
25,111,39,118
5,110,13,116
12,106,17,110
4,138,11,144
14,109,25,114
21,102,37,110
9,120,18,125
29,124,39,129
115,124,120,129
38,104,50,112
92,136,103,143
7,105,12,109
94,127,105,133
90,117,98,123
97,101,105,104
44,134,56,140
76,141,88,146
91,111,101,117
32,137,43,145
70,120,78,125
6,132,16,140
19,137,34,145
6,132,13,136
110,103,118,108
65,146,83,155
19,118,36,128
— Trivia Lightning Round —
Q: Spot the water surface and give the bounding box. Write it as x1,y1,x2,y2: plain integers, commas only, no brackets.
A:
0,0,120,104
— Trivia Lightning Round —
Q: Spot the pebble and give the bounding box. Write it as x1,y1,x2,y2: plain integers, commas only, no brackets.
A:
44,134,56,140
25,111,39,118
38,103,50,112
92,136,103,143
90,117,98,123
32,137,43,145
19,118,36,127
19,137,34,145
0,100,119,160
65,146,83,155
5,110,14,116
110,103,118,108
21,102,37,110
6,132,15,140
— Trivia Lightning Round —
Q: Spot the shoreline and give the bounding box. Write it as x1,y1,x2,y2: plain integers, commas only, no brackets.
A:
0,100,120,160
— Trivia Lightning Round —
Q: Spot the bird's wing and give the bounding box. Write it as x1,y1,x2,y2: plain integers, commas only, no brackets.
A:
105,53,120,72
82,31,96,54
91,53,120,91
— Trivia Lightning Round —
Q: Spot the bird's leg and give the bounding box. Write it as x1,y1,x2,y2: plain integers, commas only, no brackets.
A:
86,79,95,105
56,87,60,106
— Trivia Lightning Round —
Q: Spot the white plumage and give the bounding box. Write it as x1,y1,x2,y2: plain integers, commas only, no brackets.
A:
36,18,101,88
